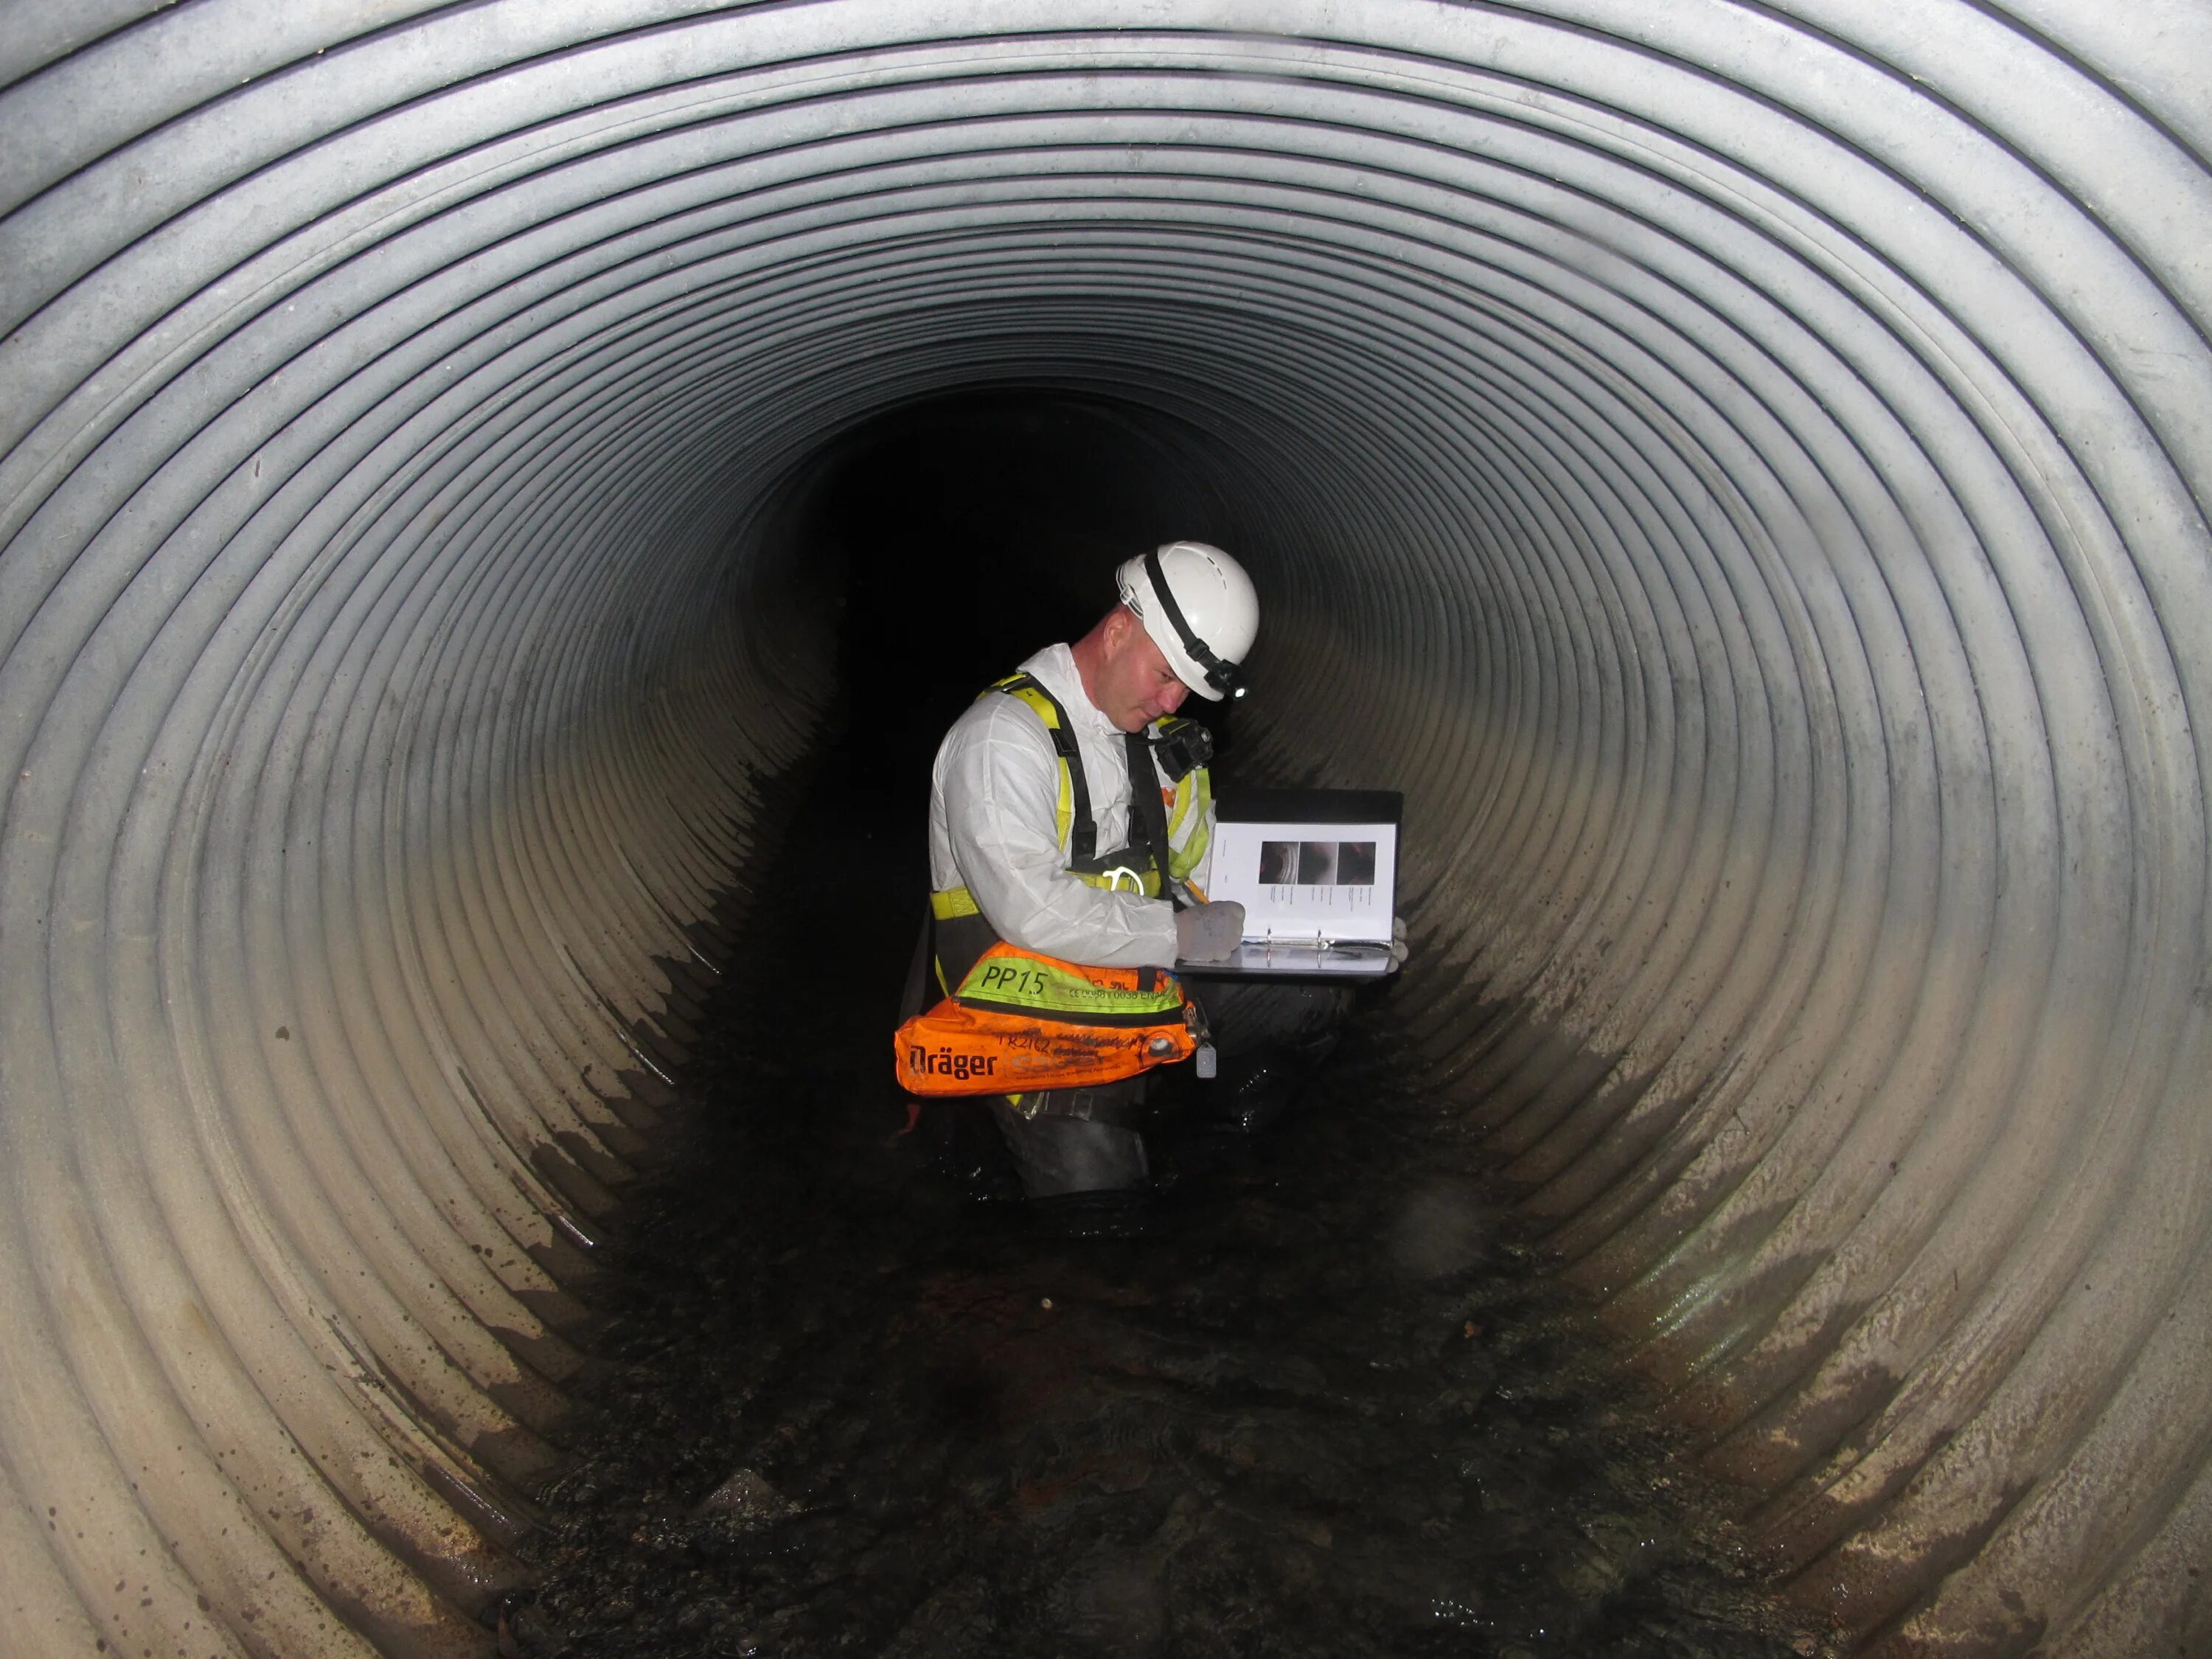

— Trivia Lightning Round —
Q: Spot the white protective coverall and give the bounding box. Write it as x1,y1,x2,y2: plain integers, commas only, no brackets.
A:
928,642,1212,970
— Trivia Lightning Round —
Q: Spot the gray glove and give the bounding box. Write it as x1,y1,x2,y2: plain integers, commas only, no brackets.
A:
1175,900,1246,963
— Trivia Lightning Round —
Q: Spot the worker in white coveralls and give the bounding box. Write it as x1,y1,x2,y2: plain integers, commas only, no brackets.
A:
903,541,1349,1206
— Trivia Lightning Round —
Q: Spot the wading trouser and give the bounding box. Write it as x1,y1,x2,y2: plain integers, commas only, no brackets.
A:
989,1080,1151,1198
988,979,1357,1197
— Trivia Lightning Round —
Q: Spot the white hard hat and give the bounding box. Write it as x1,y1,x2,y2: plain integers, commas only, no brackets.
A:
1114,540,1259,700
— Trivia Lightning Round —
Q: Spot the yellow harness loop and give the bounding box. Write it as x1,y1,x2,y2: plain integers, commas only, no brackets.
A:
931,887,981,921
992,677,1077,853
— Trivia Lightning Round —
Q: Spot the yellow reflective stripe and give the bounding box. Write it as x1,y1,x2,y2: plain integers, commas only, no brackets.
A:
1171,827,1211,883
1169,768,1212,881
931,887,981,920
999,682,1062,728
1000,681,1075,851
956,954,1186,1020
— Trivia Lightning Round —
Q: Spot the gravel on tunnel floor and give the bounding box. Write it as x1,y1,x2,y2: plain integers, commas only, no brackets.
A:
507,737,1837,1659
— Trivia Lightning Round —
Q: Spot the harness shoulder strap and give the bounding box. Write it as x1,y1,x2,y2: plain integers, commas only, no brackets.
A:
986,672,1096,863
1122,730,1183,911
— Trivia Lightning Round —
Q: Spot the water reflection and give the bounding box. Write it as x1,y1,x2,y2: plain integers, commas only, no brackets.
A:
515,1019,1827,1658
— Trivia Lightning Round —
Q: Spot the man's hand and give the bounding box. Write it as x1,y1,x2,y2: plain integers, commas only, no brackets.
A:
1175,900,1246,962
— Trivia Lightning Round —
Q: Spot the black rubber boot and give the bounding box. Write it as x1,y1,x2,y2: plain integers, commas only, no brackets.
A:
990,1104,1150,1199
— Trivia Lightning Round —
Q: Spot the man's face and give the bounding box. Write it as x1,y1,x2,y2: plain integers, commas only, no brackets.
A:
1095,608,1192,731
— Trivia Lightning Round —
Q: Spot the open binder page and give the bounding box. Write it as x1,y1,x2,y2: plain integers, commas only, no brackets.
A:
1203,818,1397,946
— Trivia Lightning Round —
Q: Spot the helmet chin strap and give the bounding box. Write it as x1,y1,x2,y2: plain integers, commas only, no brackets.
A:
1143,548,1245,698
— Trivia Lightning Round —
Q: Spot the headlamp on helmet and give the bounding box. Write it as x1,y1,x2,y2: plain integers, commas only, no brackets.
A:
1114,541,1260,703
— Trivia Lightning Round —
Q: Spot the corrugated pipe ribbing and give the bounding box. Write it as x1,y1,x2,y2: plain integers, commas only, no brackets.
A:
1,3,2207,1654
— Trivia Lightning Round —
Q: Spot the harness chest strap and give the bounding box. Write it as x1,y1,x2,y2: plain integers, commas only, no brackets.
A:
1121,727,1176,908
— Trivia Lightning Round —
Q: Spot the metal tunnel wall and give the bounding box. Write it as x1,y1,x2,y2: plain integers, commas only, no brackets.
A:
1,3,2206,1655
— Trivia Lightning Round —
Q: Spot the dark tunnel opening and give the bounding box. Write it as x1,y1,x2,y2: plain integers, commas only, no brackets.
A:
3,6,2210,1657
804,390,1253,813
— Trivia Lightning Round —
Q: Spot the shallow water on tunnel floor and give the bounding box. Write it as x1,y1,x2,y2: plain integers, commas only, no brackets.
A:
506,761,1833,1659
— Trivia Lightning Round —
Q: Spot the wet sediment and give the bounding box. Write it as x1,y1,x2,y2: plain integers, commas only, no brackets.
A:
506,751,1832,1659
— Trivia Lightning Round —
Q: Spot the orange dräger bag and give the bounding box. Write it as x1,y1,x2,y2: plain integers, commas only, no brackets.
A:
894,942,1199,1097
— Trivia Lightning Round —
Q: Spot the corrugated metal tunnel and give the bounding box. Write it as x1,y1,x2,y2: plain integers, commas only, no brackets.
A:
3,2,2207,1654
